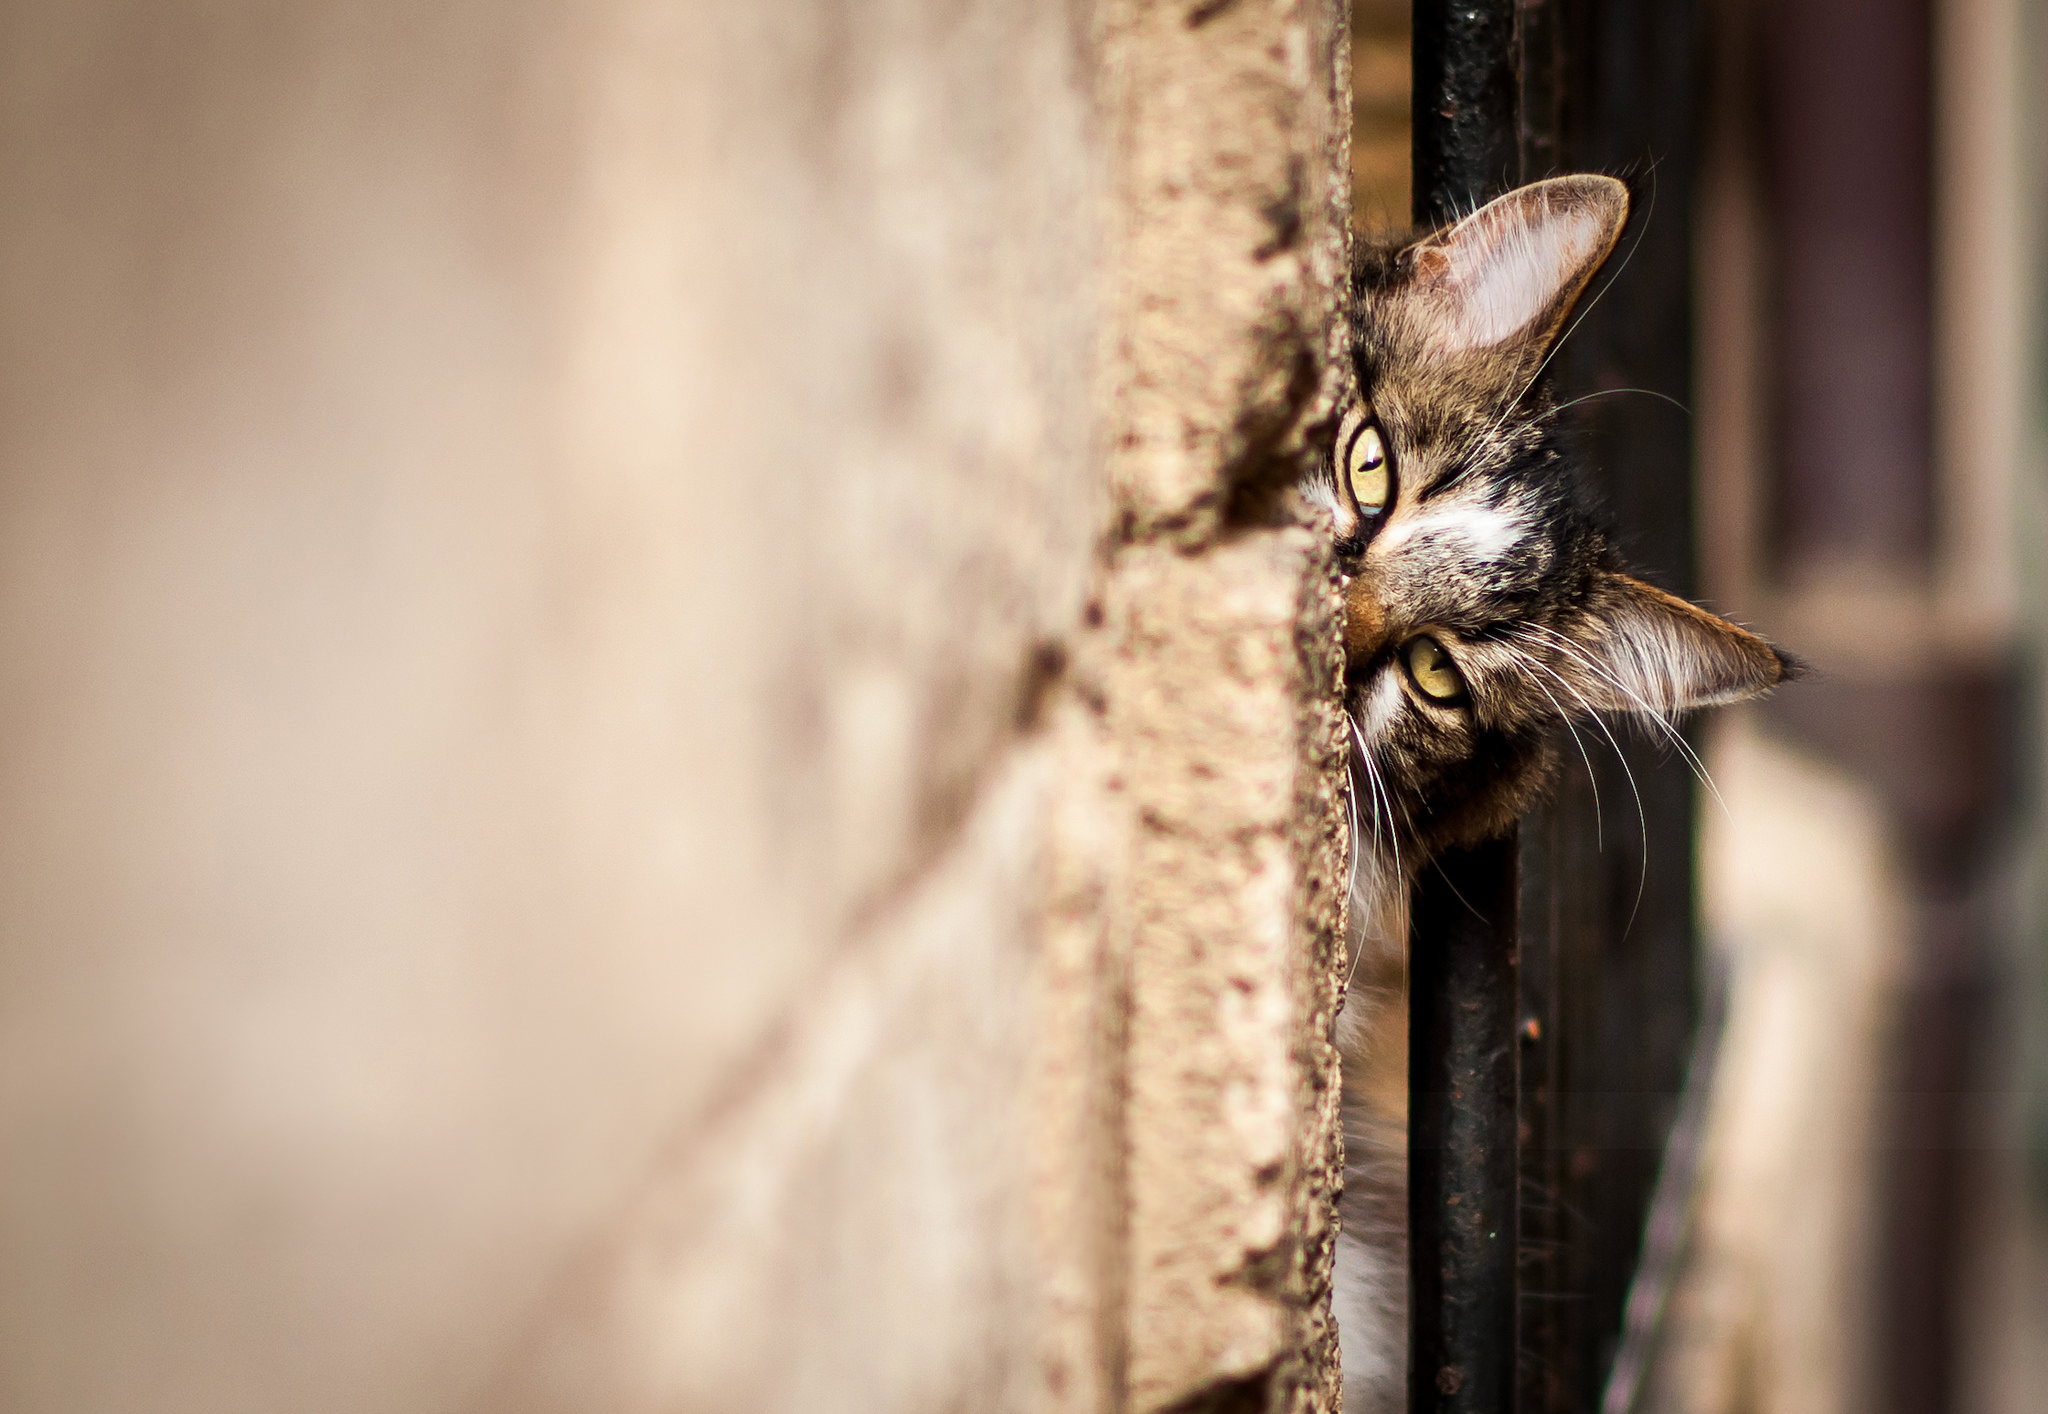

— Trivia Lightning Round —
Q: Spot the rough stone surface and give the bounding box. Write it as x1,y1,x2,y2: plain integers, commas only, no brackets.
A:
0,1,1349,1411
1089,2,1352,1409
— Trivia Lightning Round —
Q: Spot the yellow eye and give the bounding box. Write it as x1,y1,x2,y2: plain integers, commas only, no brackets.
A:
1348,424,1390,513
1403,634,1466,704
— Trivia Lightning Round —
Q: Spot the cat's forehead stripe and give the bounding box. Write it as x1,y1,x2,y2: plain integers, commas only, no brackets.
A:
1376,494,1528,563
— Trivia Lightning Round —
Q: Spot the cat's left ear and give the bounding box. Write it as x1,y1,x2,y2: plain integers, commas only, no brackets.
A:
1562,571,1794,716
1407,174,1630,357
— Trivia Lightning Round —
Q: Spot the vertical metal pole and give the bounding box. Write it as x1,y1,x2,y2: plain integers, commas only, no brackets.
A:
1513,4,1711,1409
1411,0,1520,224
1409,5,1522,1412
1409,835,1521,1413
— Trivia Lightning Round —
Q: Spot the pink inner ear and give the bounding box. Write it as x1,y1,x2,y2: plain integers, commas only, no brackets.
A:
1424,199,1611,352
1410,246,1451,284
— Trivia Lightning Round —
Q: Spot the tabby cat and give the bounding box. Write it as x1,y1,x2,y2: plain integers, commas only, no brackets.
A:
1315,175,1792,1413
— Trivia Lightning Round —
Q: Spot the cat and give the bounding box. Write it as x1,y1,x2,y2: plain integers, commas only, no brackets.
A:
1311,175,1793,1414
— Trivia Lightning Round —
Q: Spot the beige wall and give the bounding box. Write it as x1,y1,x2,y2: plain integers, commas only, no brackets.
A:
0,3,1350,1412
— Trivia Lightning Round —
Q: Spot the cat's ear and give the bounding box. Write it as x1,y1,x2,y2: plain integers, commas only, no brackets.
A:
1405,175,1629,356
1561,572,1793,716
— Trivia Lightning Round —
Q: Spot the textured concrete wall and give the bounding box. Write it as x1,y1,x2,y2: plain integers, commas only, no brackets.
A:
1090,1,1350,1409
0,2,1347,1411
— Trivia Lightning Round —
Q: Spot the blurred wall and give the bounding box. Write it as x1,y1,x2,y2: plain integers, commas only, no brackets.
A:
1677,0,2045,1409
1350,0,1409,233
0,3,1352,1412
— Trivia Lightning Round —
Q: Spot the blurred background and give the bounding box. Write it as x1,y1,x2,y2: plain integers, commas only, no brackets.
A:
1356,0,2048,1408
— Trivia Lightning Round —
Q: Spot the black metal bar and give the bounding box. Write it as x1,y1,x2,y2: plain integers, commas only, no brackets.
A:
1508,3,1709,1408
1409,5,1522,1412
1408,835,1520,1414
1411,0,1520,225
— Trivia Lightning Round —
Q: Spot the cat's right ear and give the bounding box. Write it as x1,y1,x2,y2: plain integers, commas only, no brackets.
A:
1404,175,1630,358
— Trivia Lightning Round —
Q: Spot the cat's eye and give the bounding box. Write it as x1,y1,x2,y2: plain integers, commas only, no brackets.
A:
1402,634,1466,704
1347,423,1391,515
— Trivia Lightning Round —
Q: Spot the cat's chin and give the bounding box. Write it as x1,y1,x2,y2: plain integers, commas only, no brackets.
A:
1393,737,1559,867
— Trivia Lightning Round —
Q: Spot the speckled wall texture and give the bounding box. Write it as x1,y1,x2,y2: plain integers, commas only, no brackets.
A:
0,2,1350,1411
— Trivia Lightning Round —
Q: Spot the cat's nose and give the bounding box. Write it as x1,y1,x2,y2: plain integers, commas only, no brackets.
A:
1343,580,1390,661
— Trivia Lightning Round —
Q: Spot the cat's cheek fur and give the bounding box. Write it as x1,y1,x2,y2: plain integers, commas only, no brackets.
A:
1401,730,1557,860
1351,667,1404,748
1334,1223,1405,1414
1304,473,1348,529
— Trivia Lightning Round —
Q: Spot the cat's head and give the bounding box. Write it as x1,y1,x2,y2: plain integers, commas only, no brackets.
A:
1319,175,1792,867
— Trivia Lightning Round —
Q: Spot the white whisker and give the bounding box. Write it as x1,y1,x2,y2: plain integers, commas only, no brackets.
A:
1345,713,1402,995
1544,385,1691,420
1503,640,1653,931
1497,639,1605,849
1342,730,1364,902
1351,714,1402,886
1512,621,1729,820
